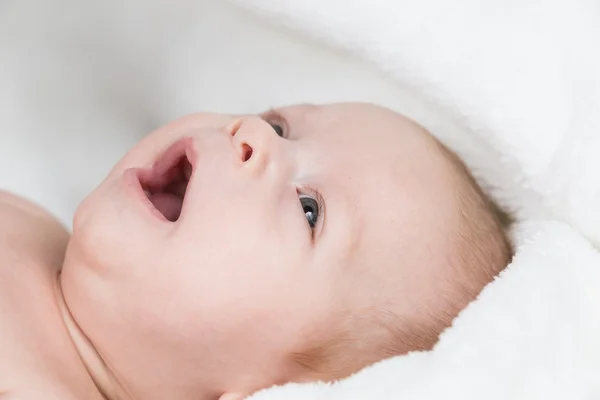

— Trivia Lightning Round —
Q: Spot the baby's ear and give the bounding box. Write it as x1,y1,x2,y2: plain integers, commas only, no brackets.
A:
219,392,247,400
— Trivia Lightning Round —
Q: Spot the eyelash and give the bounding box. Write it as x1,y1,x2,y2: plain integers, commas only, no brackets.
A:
297,186,325,239
262,110,287,139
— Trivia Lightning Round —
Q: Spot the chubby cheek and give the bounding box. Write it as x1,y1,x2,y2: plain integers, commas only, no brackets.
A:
158,211,307,330
181,169,310,255
73,193,157,278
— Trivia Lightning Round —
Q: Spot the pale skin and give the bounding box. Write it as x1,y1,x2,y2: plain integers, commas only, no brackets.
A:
0,103,464,400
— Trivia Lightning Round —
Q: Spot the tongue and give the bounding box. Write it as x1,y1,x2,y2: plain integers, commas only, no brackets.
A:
149,193,183,221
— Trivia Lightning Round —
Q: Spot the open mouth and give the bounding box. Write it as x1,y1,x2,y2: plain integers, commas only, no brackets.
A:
138,138,194,222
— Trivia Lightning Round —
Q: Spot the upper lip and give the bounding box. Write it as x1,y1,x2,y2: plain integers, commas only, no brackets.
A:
136,137,196,222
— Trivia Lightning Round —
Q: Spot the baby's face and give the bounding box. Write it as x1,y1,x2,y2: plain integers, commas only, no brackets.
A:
61,103,461,399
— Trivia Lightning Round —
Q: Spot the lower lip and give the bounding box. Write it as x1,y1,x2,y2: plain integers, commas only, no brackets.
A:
122,168,169,223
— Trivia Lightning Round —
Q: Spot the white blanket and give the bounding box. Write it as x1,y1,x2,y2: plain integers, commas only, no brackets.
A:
223,1,600,399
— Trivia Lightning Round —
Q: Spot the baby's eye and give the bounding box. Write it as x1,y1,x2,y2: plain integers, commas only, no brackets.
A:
269,122,284,138
299,194,319,230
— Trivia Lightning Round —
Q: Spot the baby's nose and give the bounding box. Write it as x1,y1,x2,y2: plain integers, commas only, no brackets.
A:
228,117,280,175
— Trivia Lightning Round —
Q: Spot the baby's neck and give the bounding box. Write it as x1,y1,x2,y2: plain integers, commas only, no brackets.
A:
55,273,118,400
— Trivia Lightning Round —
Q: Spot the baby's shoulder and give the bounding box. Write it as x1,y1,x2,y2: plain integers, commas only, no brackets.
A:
0,193,93,399
0,190,70,272
0,190,68,234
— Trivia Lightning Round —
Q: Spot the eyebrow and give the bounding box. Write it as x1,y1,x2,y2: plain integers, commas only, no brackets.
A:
321,180,363,261
343,186,364,255
259,107,280,120
260,104,318,125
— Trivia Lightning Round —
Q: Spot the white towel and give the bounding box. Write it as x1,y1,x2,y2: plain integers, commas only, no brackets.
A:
225,0,600,398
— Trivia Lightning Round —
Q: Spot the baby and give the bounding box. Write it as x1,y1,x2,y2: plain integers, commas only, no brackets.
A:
0,103,511,400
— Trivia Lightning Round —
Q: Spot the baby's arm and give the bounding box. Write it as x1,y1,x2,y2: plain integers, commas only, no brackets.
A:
0,190,70,274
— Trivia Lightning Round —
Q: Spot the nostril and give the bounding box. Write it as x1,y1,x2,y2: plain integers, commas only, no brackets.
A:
241,143,253,162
